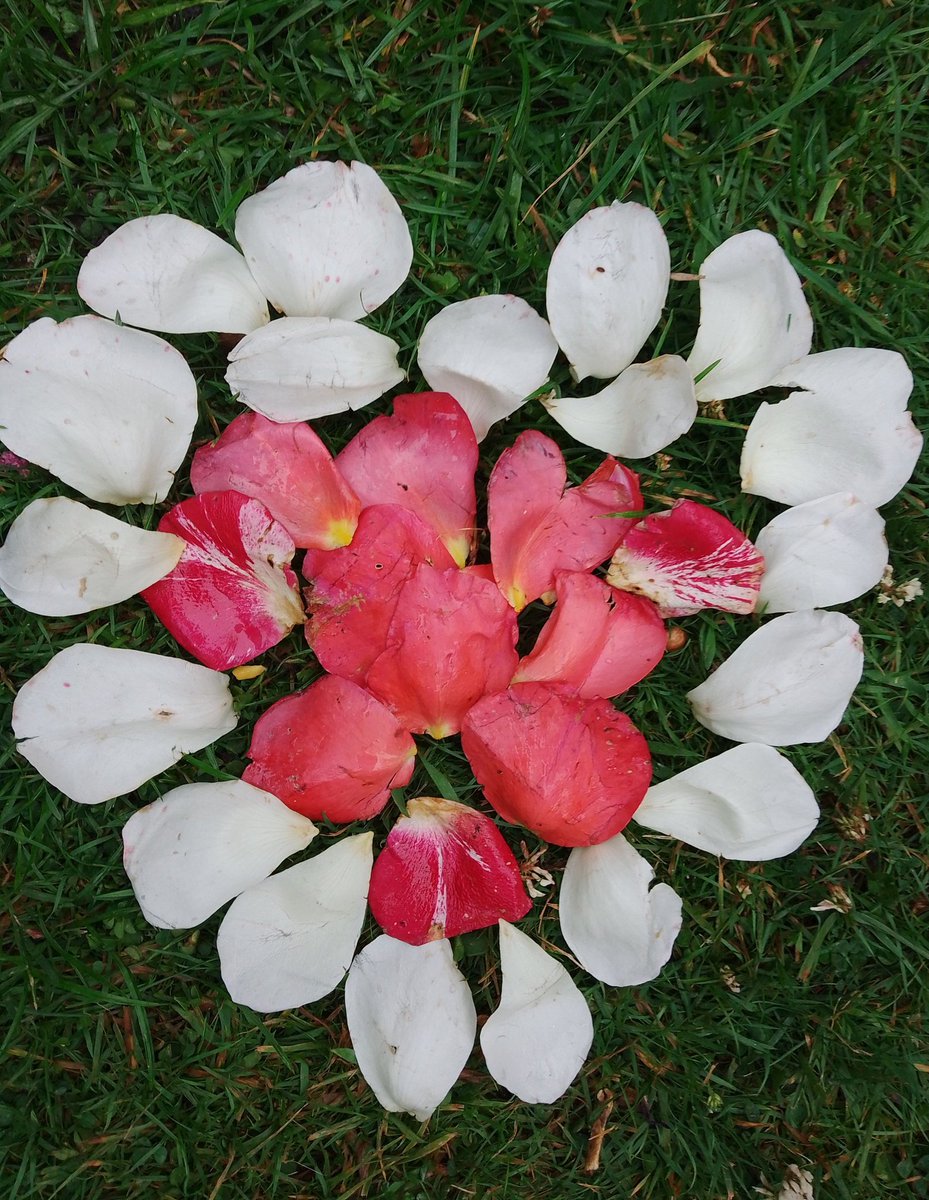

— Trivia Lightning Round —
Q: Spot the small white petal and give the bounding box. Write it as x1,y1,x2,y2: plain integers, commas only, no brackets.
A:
755,494,888,613
0,498,185,615
12,644,236,805
687,610,864,745
417,295,558,441
768,347,912,412
0,316,197,504
546,356,697,457
740,391,923,509
545,202,670,382
123,780,318,928
225,316,404,422
217,833,373,1012
345,935,476,1121
634,744,819,859
481,922,593,1104
559,834,682,987
77,214,270,334
235,160,413,320
687,231,813,402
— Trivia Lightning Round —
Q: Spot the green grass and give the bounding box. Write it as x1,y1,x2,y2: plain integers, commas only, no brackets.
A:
2,1,928,1197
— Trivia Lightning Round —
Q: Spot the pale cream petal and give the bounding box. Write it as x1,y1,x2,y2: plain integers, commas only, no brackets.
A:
768,347,912,412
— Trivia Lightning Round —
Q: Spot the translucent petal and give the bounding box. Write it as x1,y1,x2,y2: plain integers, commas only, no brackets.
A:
768,347,913,412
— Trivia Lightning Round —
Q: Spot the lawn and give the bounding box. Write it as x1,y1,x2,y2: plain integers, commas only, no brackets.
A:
1,2,927,1197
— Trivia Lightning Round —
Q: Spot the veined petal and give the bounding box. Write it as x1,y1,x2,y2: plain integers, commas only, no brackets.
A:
0,316,197,504
768,347,913,412
217,833,373,1012
417,295,558,441
634,744,818,860
545,356,697,457
225,316,404,422
755,493,888,613
0,497,184,615
545,201,670,382
687,231,813,402
234,160,413,320
12,644,236,805
481,921,593,1104
77,214,270,334
687,610,864,745
122,780,318,928
345,935,476,1121
559,833,682,986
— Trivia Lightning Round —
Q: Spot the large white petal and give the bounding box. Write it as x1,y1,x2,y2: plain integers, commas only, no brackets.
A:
755,494,888,613
545,202,670,382
417,295,558,441
480,921,593,1103
634,744,818,859
12,644,236,805
345,935,476,1121
768,347,912,412
225,316,404,422
559,834,682,987
217,833,373,1012
234,160,413,320
740,391,922,508
0,316,197,504
0,498,185,615
123,780,318,929
545,355,696,457
687,230,813,402
77,214,270,334
687,610,864,745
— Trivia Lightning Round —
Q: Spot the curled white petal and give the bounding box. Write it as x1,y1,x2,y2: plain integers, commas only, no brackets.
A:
0,316,197,504
545,355,697,457
345,935,476,1121
687,230,813,401
234,160,413,319
0,498,185,615
12,644,236,805
225,316,404,421
480,921,593,1104
217,833,373,1012
559,834,682,987
635,744,819,860
123,780,318,929
687,610,864,745
755,494,888,613
77,214,270,334
417,294,558,441
768,347,913,412
545,201,670,382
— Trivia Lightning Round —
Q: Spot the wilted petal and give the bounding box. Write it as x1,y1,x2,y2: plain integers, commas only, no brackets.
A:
243,675,416,822
217,833,373,1012
142,492,303,671
545,356,697,456
0,498,184,615
461,683,652,847
123,780,317,928
559,833,682,986
77,214,270,334
235,160,413,320
336,392,478,566
768,347,913,412
225,316,404,422
12,644,236,805
0,316,197,504
687,231,813,402
607,499,764,617
755,493,888,613
481,921,593,1104
687,610,864,745
545,201,670,382
634,744,818,859
417,295,558,441
191,412,360,550
345,935,476,1120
